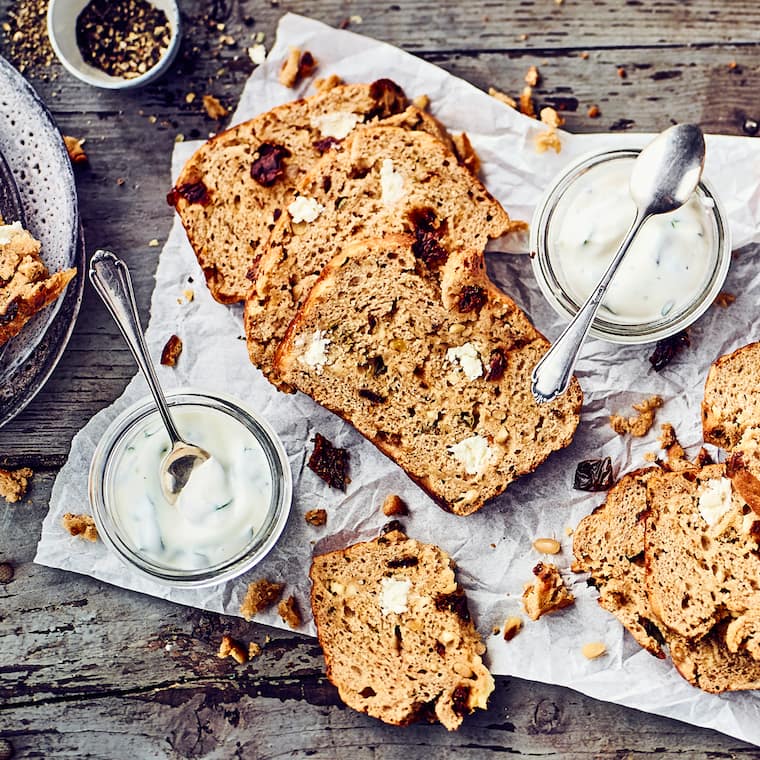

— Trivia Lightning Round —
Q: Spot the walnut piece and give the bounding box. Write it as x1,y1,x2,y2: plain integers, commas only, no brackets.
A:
0,466,32,503
522,562,574,620
304,508,327,526
62,513,98,542
382,494,408,517
714,292,736,308
502,616,523,641
279,46,318,88
278,595,302,628
240,579,284,621
218,635,247,664
609,395,663,437
202,94,228,120
451,132,481,176
488,86,516,108
160,334,182,367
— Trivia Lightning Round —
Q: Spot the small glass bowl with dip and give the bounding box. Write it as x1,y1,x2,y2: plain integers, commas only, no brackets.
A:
530,148,731,344
90,389,292,588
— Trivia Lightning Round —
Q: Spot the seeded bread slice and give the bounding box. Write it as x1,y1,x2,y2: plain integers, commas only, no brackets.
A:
702,341,760,450
572,468,666,657
309,528,494,730
0,224,77,346
274,235,582,515
245,125,512,383
644,463,760,642
168,79,446,304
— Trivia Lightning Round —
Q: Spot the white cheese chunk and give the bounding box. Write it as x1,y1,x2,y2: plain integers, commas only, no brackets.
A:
248,44,267,65
448,435,492,476
288,195,325,224
698,477,733,526
0,221,23,245
297,329,331,373
311,111,359,140
446,342,483,381
379,577,411,616
379,158,404,206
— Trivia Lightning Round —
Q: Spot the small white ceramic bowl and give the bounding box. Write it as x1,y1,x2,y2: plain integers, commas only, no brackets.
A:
47,0,181,90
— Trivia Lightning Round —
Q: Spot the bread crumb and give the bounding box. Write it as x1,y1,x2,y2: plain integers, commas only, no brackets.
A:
488,86,516,108
248,642,262,659
279,46,317,88
63,135,87,164
644,451,657,462
160,334,183,367
610,395,663,437
522,562,574,620
451,132,481,176
502,616,523,641
382,494,408,517
519,85,536,118
240,579,284,620
62,513,98,542
524,65,540,87
148,238,160,247
278,595,302,628
248,43,267,65
539,107,564,128
579,51,590,60
617,66,627,79
203,95,229,120
218,635,247,664
587,104,601,118
714,292,736,308
185,92,196,104
304,508,327,526
564,526,573,537
728,60,738,70
411,93,430,111
582,641,607,659
0,466,33,503
314,74,343,93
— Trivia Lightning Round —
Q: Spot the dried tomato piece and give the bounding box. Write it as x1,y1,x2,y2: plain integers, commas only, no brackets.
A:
298,51,318,79
451,685,471,717
160,334,183,367
358,388,386,403
485,348,507,381
434,592,470,622
412,230,448,268
380,519,405,536
457,285,487,314
386,556,419,569
308,432,350,491
368,78,407,119
313,136,341,154
649,330,690,372
573,457,614,491
166,180,210,207
250,143,291,187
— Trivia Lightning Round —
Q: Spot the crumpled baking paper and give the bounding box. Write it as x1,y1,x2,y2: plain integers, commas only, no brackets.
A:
36,12,760,745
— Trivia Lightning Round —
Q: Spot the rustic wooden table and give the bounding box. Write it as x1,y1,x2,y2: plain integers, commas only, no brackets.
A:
1,1,759,757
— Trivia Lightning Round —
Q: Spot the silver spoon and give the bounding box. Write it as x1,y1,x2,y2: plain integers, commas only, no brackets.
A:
531,123,706,403
89,250,209,504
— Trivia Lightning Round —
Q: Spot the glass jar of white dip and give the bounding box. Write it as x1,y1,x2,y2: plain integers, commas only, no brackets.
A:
530,148,731,344
89,389,292,588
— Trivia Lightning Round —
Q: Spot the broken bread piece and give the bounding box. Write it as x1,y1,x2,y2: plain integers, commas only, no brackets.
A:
522,561,574,620
246,124,512,383
309,528,493,731
274,235,581,515
0,222,76,347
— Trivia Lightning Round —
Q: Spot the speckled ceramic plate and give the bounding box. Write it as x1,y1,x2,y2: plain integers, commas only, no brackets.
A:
0,54,83,428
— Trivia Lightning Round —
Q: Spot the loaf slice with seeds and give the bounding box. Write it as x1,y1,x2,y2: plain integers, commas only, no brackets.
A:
702,341,760,450
309,528,494,730
644,463,760,643
169,79,450,304
245,125,512,383
0,222,77,346
274,235,581,515
572,468,666,657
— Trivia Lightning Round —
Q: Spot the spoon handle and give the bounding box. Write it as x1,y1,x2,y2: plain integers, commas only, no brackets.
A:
531,211,646,403
89,250,184,445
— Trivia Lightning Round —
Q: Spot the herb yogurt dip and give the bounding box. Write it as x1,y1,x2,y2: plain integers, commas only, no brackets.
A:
550,156,715,324
110,404,273,571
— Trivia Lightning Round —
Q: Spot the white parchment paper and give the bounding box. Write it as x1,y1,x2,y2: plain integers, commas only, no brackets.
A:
36,13,760,744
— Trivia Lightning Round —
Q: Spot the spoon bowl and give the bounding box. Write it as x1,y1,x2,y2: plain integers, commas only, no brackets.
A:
89,250,210,504
531,124,706,404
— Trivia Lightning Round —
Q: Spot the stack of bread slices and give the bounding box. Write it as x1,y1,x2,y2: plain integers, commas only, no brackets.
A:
169,75,582,516
574,341,760,693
